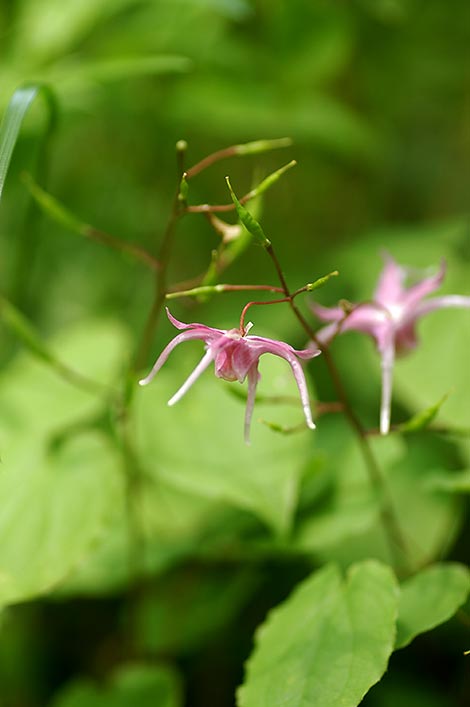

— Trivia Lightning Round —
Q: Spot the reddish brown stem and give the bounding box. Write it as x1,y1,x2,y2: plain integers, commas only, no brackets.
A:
185,145,239,179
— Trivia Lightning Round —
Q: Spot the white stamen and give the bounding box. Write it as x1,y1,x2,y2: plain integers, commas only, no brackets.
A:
168,350,214,406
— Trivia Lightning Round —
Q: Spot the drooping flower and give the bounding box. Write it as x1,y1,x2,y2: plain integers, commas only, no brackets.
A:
139,308,320,443
311,253,470,435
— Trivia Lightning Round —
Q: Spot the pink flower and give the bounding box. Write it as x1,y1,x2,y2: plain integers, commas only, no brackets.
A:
139,308,320,443
312,254,470,435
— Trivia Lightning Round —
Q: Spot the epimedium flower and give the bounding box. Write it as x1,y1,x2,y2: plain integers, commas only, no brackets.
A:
139,308,320,443
311,253,470,435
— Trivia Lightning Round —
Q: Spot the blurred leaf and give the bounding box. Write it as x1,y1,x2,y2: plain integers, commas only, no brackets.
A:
396,563,470,649
0,83,57,204
50,663,182,707
0,319,130,437
296,421,463,569
48,54,191,95
424,469,470,493
397,393,449,433
135,566,259,655
0,432,123,604
166,78,381,161
55,479,221,596
12,0,143,65
192,0,252,20
136,353,317,535
238,561,398,707
296,488,379,551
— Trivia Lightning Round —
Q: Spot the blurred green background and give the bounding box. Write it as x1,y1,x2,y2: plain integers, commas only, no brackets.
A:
0,0,469,705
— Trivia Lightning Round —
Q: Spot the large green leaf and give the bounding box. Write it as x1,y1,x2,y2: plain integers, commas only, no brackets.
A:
238,561,398,707
49,663,182,707
0,432,123,604
395,562,470,649
136,353,317,535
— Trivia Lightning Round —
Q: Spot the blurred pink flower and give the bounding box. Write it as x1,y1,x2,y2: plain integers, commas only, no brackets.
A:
139,308,320,443
312,254,470,434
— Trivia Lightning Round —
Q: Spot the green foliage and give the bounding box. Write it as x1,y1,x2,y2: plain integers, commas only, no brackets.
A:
238,561,399,707
0,84,57,202
0,1,468,705
135,355,314,535
0,432,122,604
395,563,470,649
50,664,183,707
397,393,449,433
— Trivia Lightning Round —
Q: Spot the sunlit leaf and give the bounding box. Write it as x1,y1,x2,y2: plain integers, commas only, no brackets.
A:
238,561,398,707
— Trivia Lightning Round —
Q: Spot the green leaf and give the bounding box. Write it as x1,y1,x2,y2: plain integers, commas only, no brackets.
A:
54,480,220,597
397,393,449,433
297,419,464,570
49,663,182,707
0,433,123,605
395,563,470,649
0,83,57,204
424,469,470,493
136,354,316,535
225,177,271,247
238,561,399,707
0,319,130,437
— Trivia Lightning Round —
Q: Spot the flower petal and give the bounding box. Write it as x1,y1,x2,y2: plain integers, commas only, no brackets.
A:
138,329,212,386
379,334,396,435
244,364,260,445
247,338,315,430
310,302,346,323
413,294,470,318
400,259,446,311
374,252,405,306
168,349,214,406
165,307,225,336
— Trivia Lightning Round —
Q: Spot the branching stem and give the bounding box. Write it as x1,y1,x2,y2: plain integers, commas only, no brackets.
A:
265,243,412,572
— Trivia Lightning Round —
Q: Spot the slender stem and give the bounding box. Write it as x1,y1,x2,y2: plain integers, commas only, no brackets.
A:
134,204,180,372
133,144,191,372
239,296,290,333
265,243,411,570
185,145,239,179
86,226,160,271
166,282,285,299
186,190,253,214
